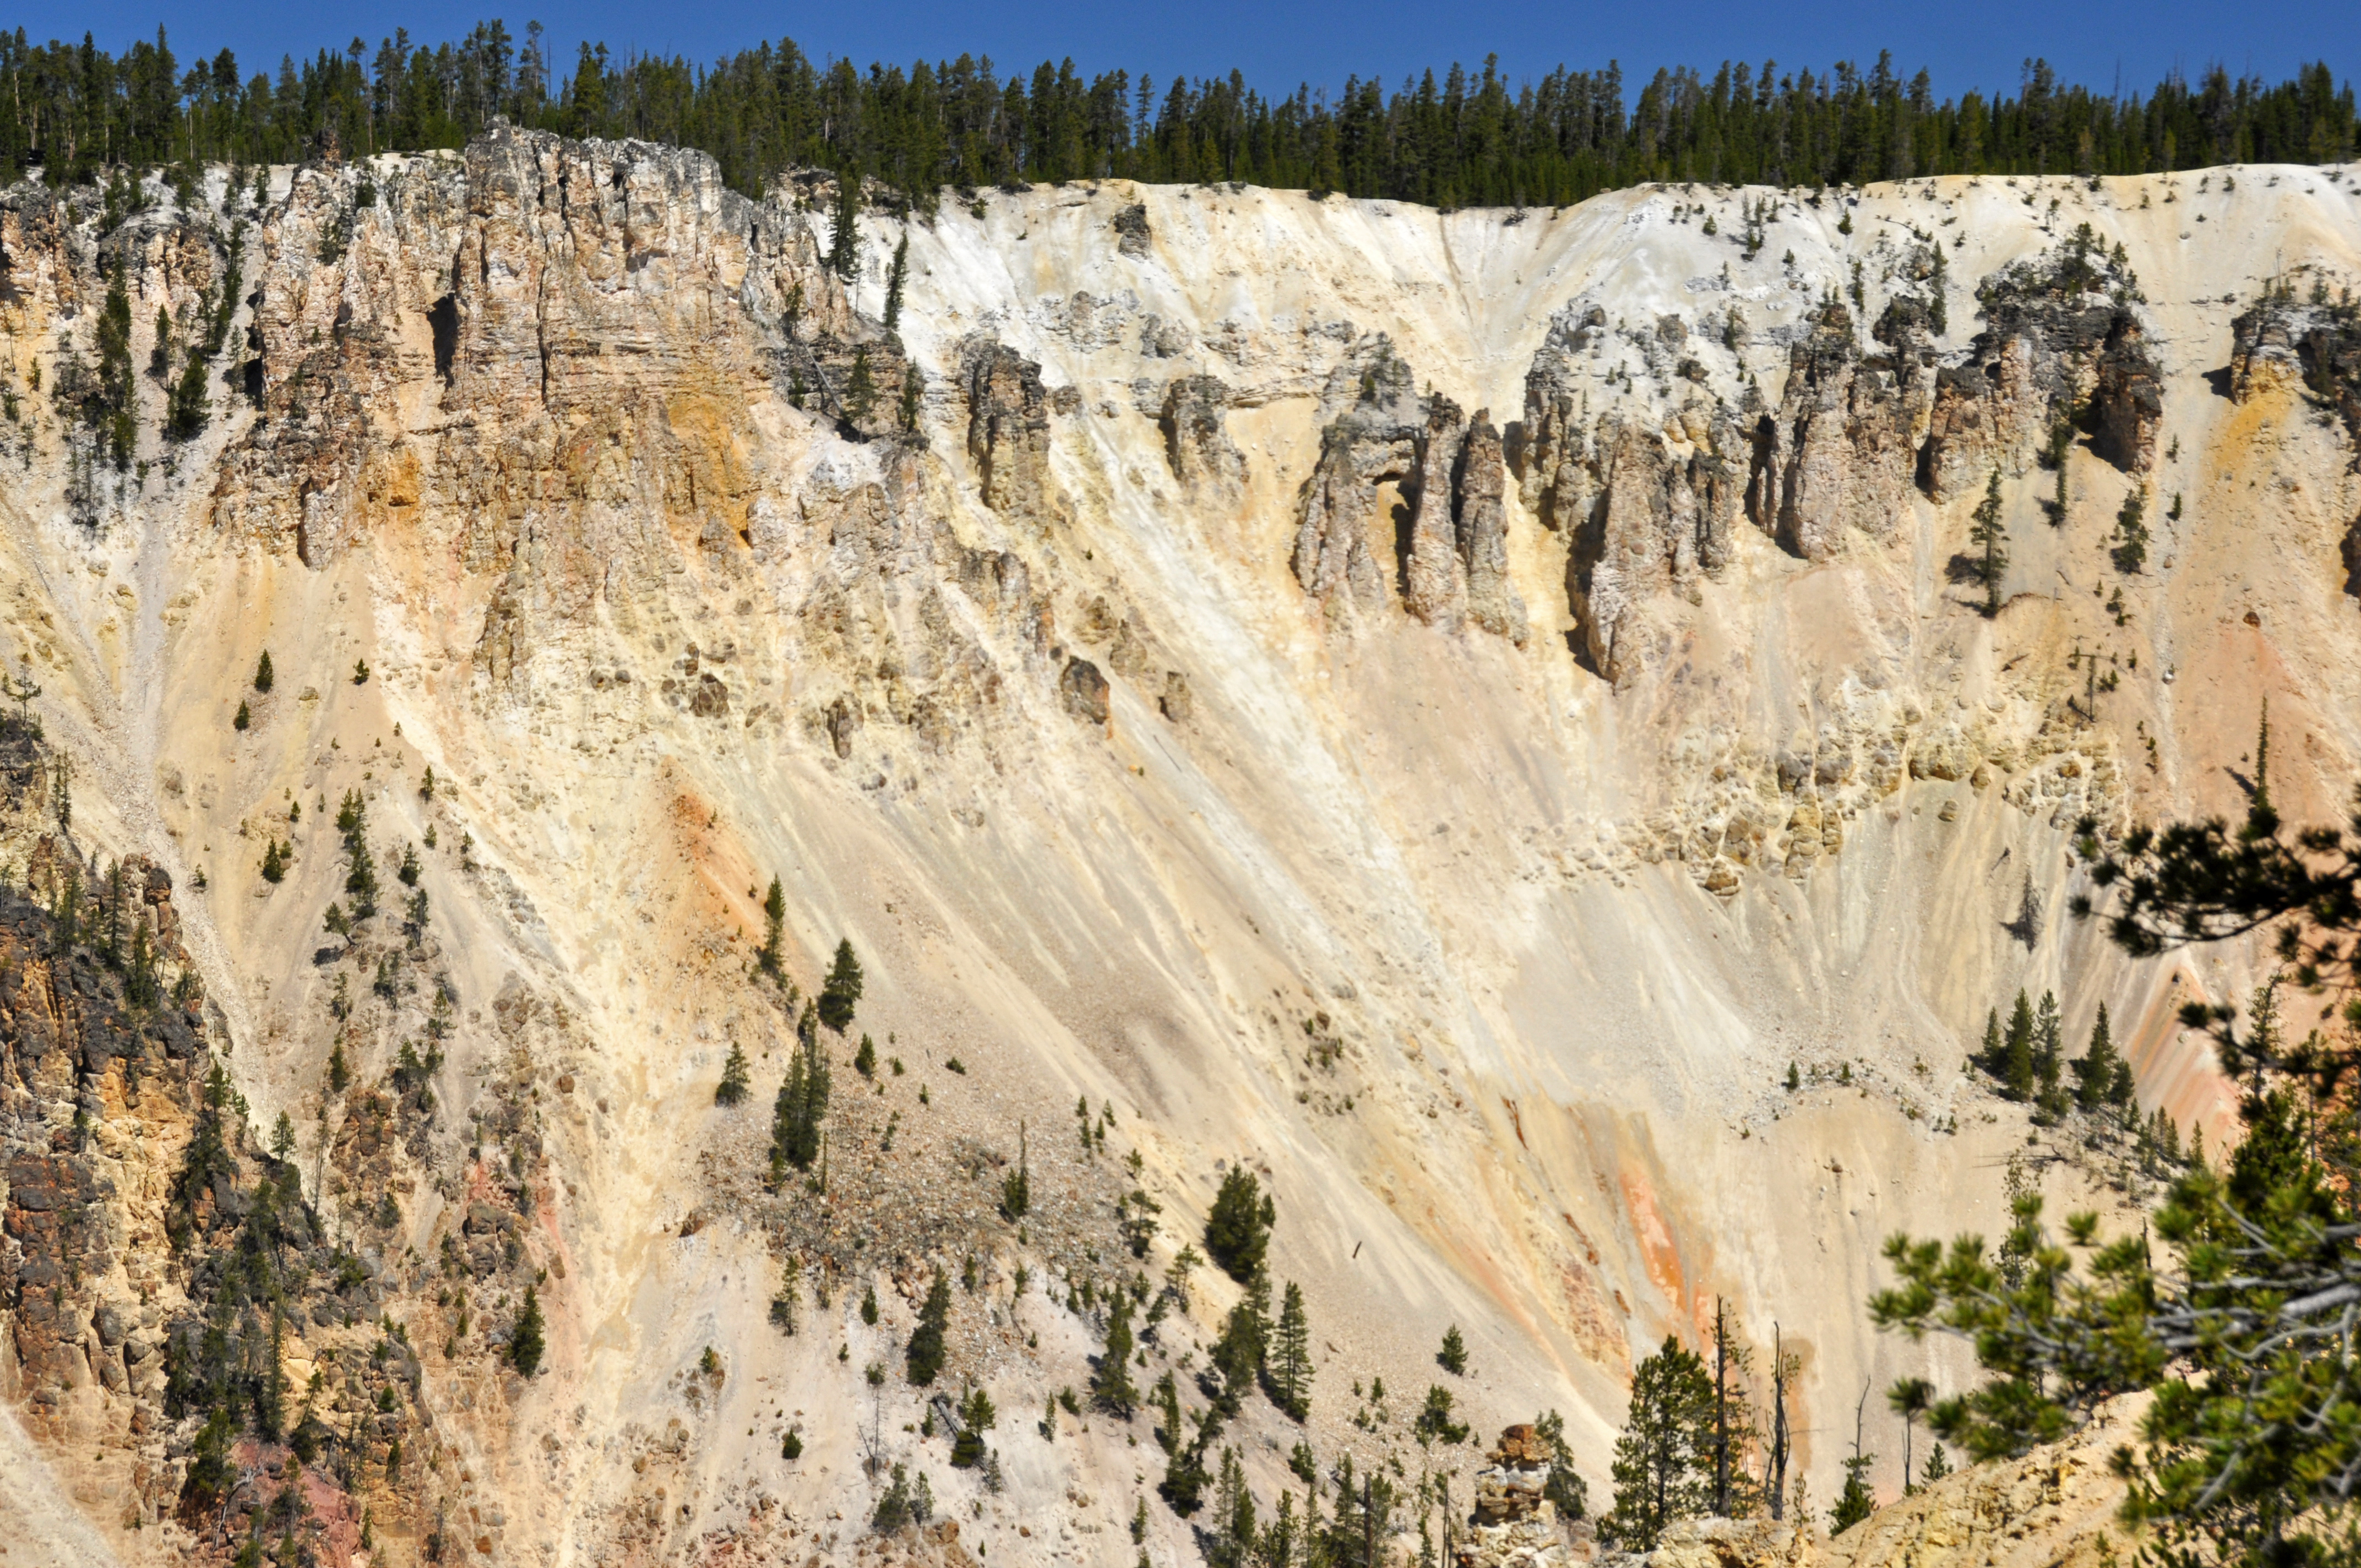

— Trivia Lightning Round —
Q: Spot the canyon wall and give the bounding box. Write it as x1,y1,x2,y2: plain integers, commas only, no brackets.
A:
2,134,2358,1564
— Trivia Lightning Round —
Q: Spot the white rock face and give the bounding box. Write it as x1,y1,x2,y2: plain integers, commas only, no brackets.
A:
1,138,2357,1561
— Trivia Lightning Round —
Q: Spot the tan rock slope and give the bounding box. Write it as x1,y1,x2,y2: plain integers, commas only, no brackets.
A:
0,133,2357,1563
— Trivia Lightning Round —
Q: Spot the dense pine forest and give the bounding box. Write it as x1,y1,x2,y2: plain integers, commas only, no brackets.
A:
1,23,2355,210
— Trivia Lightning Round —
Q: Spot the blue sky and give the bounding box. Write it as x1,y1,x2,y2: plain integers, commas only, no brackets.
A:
19,0,2360,104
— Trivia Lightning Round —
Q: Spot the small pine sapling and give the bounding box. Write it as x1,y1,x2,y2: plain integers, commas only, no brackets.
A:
715,1042,750,1106
509,1286,546,1375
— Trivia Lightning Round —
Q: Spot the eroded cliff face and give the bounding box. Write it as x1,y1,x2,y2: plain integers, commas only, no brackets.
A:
2,136,2359,1566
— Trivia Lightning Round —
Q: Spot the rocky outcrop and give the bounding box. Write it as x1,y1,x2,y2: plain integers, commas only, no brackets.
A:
1629,1520,1813,1568
1511,237,2166,688
1921,232,2157,496
1820,1400,2140,1568
1458,1425,1577,1568
1291,338,1426,617
1577,414,1751,681
1113,202,1152,258
1514,237,2160,686
1514,305,1609,535
2089,314,2163,471
2231,291,2361,586
1514,305,1748,681
208,125,850,568
1294,341,1526,639
1158,373,1245,494
1404,398,1473,624
2233,292,2361,458
964,336,1071,530
1456,412,1525,640
1059,656,1110,727
1756,301,1925,560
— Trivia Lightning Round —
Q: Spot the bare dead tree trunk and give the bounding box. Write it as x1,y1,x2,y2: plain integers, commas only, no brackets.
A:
1766,1322,1790,1522
1713,1297,1731,1516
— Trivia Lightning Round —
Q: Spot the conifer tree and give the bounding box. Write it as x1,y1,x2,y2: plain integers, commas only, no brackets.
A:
1606,1336,1716,1550
952,1385,995,1466
1118,1186,1161,1256
1270,1281,1312,1420
510,1285,546,1375
254,650,274,692
906,1268,951,1385
96,255,134,467
899,364,923,432
846,345,875,423
829,164,862,280
48,868,79,954
1321,1453,1394,1567
2033,990,2069,1118
883,234,909,329
1161,1419,1209,1514
1438,1324,1468,1375
757,876,785,978
1154,1370,1183,1455
2112,486,2150,572
715,1041,750,1106
2072,1003,2125,1112
2002,990,2037,1100
1211,1297,1261,1415
1000,1121,1031,1219
770,1031,829,1173
167,346,210,439
1262,1491,1297,1568
854,1033,877,1077
1708,1298,1759,1516
2253,698,2271,815
771,1265,800,1333
1093,1291,1139,1414
1970,469,2008,614
338,791,379,918
817,938,863,1031
1826,1389,1876,1535
1535,1409,1589,1518
1212,1447,1256,1568
1413,1384,1470,1444
872,1464,917,1531
1204,1166,1275,1282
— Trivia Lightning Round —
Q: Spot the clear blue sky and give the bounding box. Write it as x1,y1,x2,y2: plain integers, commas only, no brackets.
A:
18,0,2360,104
